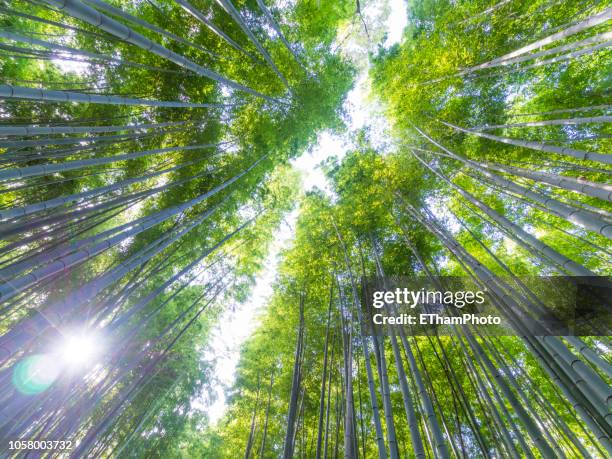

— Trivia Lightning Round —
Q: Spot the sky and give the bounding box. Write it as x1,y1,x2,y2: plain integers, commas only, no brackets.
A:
196,0,409,424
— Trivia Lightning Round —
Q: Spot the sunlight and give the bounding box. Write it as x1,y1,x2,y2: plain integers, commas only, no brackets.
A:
291,131,347,195
196,210,298,424
57,330,103,369
51,58,90,75
12,330,104,395
384,0,408,48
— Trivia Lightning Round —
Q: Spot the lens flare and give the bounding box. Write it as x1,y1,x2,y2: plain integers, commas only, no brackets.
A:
12,354,59,395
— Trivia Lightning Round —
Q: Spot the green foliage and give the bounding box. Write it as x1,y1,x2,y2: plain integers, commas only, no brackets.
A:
0,0,355,454
1,0,610,457
207,1,611,457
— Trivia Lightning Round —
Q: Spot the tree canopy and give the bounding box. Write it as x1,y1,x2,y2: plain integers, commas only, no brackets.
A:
0,0,610,458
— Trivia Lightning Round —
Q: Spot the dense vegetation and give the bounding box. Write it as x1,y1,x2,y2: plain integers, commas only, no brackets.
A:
208,1,612,458
0,0,353,455
0,0,610,458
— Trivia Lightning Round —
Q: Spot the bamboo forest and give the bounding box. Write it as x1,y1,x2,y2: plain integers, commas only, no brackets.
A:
0,0,611,457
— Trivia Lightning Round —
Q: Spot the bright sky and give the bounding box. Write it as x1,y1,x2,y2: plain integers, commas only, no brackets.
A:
196,0,408,424
194,209,298,419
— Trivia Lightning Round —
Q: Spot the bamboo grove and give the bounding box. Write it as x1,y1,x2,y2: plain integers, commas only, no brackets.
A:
0,0,354,456
201,1,612,459
0,0,610,458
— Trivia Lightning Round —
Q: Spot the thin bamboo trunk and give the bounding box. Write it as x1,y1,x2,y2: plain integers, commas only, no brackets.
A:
323,332,336,459
282,294,305,459
0,120,192,137
438,119,611,164
245,376,262,459
259,371,274,458
332,223,387,459
475,115,612,130
316,283,333,459
470,8,612,68
0,160,264,360
255,0,306,69
510,105,612,117
0,158,201,221
373,332,400,459
400,199,612,454
465,32,612,73
400,331,450,458
563,336,612,378
473,159,612,202
419,144,612,236
408,146,595,276
215,0,290,91
0,84,224,107
45,0,274,100
175,0,260,62
82,0,219,58
465,332,557,458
